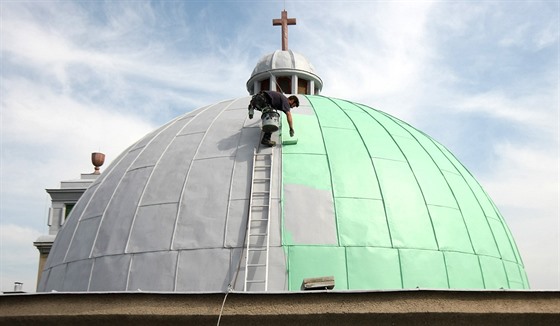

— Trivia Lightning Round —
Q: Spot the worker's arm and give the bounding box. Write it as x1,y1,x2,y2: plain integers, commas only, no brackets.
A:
286,111,295,136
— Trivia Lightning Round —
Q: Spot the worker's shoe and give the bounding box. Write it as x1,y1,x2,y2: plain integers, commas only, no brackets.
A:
261,139,276,147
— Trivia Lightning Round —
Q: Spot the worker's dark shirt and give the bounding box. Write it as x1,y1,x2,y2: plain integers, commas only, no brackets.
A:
263,91,291,113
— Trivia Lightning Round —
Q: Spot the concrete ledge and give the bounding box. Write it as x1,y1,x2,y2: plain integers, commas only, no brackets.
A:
1,290,558,325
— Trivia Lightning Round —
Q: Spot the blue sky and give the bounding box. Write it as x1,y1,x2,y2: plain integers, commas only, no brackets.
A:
1,0,558,291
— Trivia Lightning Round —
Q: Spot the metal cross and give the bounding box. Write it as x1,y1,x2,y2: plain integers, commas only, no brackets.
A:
273,10,296,51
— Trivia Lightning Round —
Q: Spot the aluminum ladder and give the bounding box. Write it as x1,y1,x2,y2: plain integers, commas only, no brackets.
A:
243,148,273,291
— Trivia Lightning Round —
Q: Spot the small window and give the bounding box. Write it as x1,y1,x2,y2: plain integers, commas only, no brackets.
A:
64,203,75,221
276,77,291,94
298,78,308,94
261,79,270,92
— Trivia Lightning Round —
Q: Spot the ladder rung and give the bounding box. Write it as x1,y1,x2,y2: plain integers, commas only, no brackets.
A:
249,233,268,236
247,263,266,267
248,248,267,251
252,191,270,194
251,218,268,221
251,204,269,207
255,165,271,168
246,280,266,283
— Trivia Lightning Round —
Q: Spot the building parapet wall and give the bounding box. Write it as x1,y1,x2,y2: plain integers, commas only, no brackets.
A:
1,290,558,325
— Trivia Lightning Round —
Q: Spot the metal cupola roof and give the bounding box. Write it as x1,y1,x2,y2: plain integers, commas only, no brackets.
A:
246,49,323,95
38,11,528,293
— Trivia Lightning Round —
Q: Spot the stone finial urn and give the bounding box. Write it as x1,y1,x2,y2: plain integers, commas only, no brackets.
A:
91,152,105,174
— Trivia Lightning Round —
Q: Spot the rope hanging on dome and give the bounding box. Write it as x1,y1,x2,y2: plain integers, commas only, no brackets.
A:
268,70,286,94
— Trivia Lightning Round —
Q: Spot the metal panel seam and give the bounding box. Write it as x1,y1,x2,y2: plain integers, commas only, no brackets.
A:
397,249,404,289
334,99,395,247
308,95,340,246
59,142,135,264
441,250,451,289
170,101,236,250
484,186,525,267
87,119,180,259
124,253,134,291
173,251,181,292
221,98,248,249
85,258,96,291
477,255,487,289
433,140,505,263
375,110,477,255
123,111,201,254
374,110,441,251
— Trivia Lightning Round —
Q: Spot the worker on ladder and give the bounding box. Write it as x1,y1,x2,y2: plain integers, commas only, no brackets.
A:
248,91,299,147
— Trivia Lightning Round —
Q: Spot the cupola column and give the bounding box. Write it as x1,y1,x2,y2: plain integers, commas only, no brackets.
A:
270,75,277,91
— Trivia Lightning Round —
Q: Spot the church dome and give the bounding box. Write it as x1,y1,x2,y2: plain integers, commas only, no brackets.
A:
246,50,323,95
38,95,528,292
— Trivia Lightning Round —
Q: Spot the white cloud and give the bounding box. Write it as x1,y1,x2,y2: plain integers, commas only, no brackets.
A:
481,143,559,289
0,224,42,292
0,76,156,234
289,2,438,124
452,90,557,133
484,143,558,217
1,77,155,161
303,2,434,92
1,2,252,119
534,20,559,49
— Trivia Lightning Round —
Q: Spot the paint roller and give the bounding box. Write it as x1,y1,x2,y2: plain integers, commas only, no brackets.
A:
282,135,298,145
281,127,298,145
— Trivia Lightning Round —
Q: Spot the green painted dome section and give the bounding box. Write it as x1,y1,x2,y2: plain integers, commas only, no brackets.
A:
280,95,528,290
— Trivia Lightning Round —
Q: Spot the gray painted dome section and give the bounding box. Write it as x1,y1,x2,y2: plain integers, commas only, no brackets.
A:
39,97,284,292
